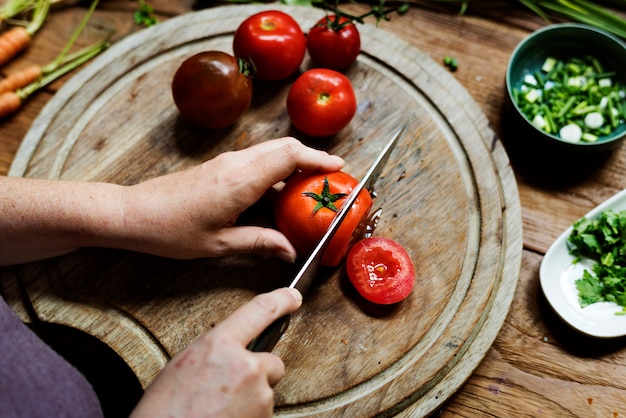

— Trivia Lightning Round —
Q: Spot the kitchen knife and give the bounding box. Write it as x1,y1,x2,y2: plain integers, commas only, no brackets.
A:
248,125,405,352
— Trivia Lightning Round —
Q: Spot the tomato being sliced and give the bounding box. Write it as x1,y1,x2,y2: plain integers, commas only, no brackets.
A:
274,171,372,267
346,237,415,304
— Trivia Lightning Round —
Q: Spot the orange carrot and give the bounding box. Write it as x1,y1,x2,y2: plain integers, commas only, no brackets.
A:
0,91,22,118
0,26,31,67
0,64,41,94
0,39,108,119
0,0,103,118
0,0,50,67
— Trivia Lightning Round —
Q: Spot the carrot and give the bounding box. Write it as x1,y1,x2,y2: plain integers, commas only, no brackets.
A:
0,0,31,23
0,0,106,119
0,0,50,67
0,64,41,94
0,26,32,67
1,0,70,23
0,36,108,96
0,39,108,119
0,91,22,118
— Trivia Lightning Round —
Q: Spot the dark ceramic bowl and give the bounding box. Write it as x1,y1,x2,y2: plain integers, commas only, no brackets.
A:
505,24,626,154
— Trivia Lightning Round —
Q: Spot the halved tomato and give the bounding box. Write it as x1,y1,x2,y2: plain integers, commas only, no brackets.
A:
346,237,415,304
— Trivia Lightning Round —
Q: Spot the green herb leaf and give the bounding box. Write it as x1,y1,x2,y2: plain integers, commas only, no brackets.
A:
134,0,159,27
443,56,458,71
568,209,626,312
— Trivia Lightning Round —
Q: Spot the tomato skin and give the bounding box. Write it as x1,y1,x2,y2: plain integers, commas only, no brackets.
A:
346,237,415,305
171,51,252,129
307,15,361,70
286,69,357,137
233,10,306,81
274,171,372,267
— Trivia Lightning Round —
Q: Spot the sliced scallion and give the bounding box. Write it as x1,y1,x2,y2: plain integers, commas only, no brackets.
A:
513,55,625,142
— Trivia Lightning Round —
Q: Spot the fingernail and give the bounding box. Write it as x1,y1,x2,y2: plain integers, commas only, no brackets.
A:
277,249,296,264
331,155,345,165
288,288,303,305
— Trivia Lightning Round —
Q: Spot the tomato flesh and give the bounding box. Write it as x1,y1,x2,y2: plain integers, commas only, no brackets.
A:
346,237,415,304
274,171,372,267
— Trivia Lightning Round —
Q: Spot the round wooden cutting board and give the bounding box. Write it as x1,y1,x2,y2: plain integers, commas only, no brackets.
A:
2,5,522,417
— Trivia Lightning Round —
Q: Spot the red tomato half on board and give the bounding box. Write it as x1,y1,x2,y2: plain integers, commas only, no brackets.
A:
346,237,415,304
233,10,306,81
274,171,372,267
286,68,357,137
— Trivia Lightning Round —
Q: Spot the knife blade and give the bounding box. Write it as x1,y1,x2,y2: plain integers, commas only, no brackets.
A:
247,125,405,352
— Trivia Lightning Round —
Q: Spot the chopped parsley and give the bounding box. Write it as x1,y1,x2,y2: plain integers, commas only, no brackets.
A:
567,209,626,314
134,0,159,27
443,56,458,72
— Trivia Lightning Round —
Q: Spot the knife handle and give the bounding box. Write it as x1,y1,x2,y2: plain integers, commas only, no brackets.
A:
247,314,291,352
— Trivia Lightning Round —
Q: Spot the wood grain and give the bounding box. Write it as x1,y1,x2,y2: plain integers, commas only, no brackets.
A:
1,1,625,417
0,4,521,416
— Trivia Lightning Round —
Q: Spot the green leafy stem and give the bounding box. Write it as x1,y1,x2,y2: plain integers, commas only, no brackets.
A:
271,0,626,39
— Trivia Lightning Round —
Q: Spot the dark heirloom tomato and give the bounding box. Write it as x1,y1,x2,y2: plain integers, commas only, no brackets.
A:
171,51,252,129
286,69,357,137
233,10,306,81
307,15,361,70
274,171,372,267
346,237,415,304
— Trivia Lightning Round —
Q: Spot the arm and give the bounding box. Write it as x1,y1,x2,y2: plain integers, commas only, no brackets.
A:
0,176,125,265
0,138,344,266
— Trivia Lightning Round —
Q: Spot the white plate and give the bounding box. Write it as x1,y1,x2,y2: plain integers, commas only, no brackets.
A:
540,189,626,338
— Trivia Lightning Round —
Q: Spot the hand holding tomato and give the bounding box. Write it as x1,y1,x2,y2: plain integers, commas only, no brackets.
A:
233,10,306,81
274,171,372,266
286,69,357,137
307,15,361,70
116,138,345,263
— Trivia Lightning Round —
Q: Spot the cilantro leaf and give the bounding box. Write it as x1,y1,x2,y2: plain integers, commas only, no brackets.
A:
134,0,159,27
567,209,626,313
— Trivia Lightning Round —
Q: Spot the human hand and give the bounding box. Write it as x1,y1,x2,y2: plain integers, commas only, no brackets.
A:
115,137,344,262
129,287,302,418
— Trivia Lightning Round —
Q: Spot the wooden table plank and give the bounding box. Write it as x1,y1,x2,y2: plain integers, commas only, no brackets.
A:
1,1,625,416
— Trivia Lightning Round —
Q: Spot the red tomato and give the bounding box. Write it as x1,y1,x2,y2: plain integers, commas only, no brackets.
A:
307,15,361,70
274,171,372,267
286,69,357,137
233,10,306,81
171,51,252,129
346,237,415,304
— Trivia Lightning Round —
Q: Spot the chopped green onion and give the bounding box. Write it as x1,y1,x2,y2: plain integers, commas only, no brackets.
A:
513,54,625,142
582,132,599,142
542,57,557,72
584,111,604,129
524,89,541,103
560,123,583,142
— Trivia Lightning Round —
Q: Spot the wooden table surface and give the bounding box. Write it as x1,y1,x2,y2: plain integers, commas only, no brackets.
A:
1,1,625,416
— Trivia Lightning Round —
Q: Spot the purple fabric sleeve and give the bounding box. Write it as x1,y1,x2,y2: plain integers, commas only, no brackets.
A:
0,297,103,418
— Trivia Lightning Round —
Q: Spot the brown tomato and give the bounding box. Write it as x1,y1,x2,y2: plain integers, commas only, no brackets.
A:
172,51,252,129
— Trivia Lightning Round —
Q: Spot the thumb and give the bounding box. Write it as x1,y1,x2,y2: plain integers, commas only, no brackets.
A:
214,226,298,263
